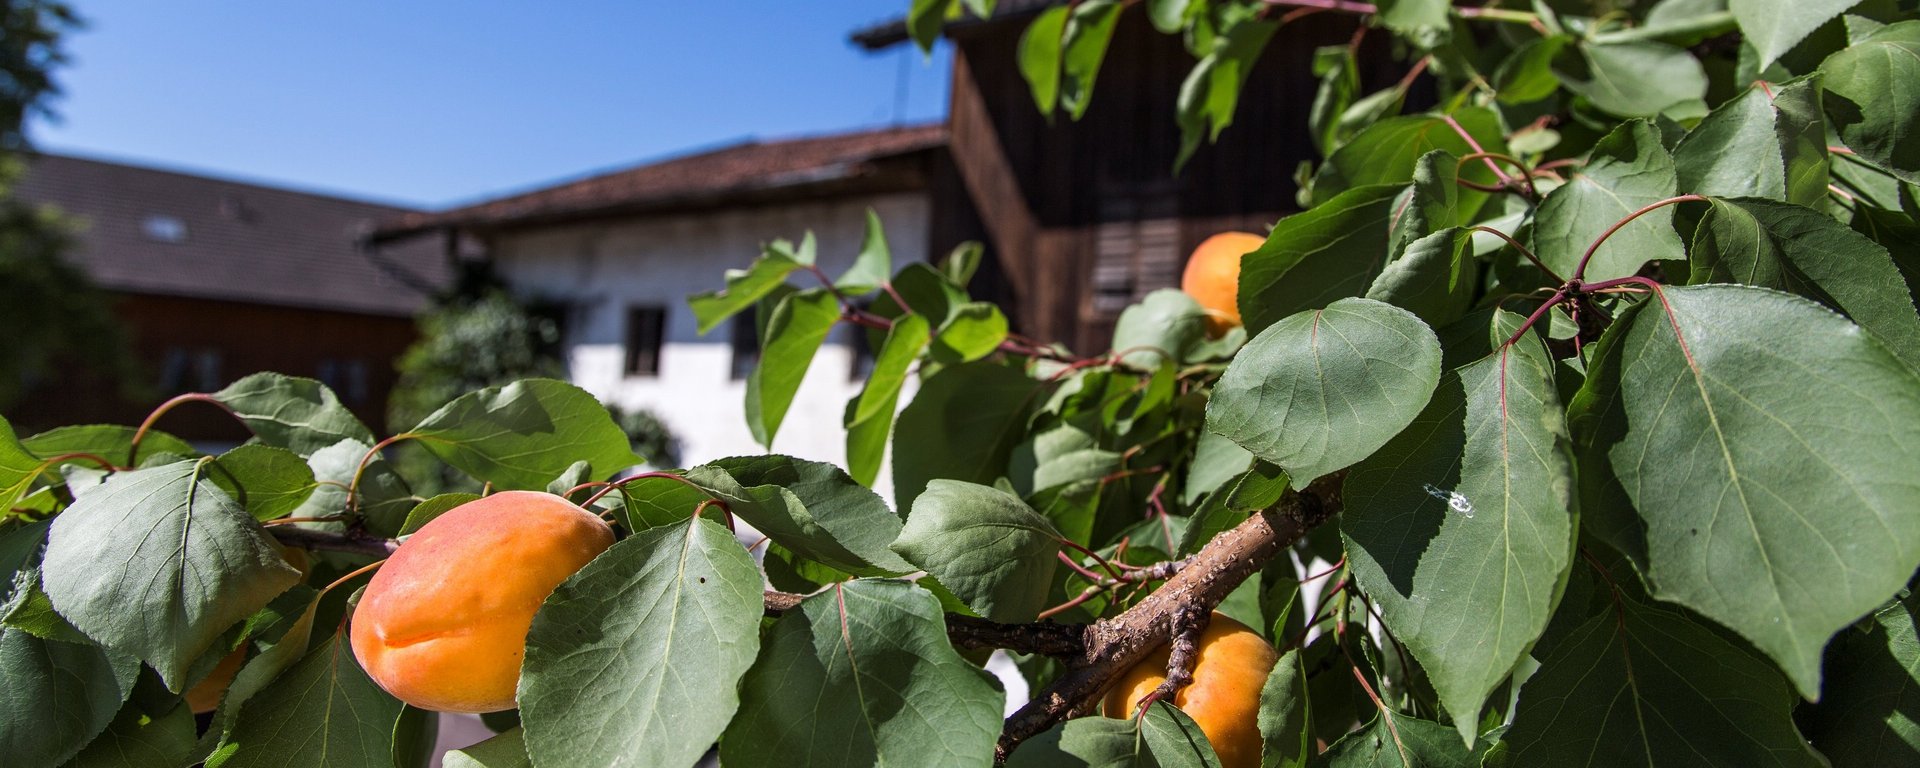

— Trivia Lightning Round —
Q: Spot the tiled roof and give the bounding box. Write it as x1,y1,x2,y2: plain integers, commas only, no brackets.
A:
849,0,1060,50
372,123,947,241
12,153,449,317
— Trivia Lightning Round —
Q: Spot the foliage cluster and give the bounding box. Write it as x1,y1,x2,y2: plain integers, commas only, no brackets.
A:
5,0,1920,766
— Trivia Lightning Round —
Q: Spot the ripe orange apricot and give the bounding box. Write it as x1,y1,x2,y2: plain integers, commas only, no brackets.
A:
1102,613,1278,768
350,490,613,713
1181,232,1266,336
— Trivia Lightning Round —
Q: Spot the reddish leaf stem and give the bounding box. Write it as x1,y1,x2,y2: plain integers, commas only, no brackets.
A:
1569,195,1707,282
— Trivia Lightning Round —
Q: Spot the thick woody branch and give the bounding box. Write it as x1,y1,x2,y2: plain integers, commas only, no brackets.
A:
996,473,1344,761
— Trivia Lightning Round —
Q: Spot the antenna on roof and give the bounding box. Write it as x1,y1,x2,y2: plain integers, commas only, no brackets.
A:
892,46,912,126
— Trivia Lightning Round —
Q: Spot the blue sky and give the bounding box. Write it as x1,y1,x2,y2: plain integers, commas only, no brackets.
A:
28,1,951,208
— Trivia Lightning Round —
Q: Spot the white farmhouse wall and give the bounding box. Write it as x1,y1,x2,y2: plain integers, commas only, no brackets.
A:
489,192,928,486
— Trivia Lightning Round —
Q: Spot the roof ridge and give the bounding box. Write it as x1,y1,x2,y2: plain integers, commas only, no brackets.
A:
26,150,424,212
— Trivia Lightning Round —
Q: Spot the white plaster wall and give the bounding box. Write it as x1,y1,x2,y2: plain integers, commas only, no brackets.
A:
490,192,928,493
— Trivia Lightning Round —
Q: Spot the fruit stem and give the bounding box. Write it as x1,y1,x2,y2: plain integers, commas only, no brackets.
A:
319,558,387,598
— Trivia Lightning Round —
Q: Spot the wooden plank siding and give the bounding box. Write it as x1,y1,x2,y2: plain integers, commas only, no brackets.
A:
933,5,1414,353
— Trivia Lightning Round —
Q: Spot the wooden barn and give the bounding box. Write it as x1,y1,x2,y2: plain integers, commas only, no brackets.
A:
855,0,1412,352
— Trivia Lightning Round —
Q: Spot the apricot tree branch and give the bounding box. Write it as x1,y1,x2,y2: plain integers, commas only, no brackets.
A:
995,473,1344,762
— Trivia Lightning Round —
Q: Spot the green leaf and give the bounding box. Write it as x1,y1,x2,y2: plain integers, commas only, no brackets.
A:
1140,702,1224,767
290,438,415,537
213,634,403,768
1534,120,1684,281
1309,109,1506,208
520,517,763,768
908,0,958,53
1374,0,1450,47
1111,289,1220,369
1367,228,1477,328
1732,0,1859,70
745,289,839,447
892,480,1062,622
1317,712,1475,767
1147,0,1193,33
1239,185,1405,334
688,455,914,574
544,459,593,498
1175,10,1281,169
1499,599,1824,766
0,628,137,767
1567,284,1920,698
1208,298,1443,490
210,444,318,521
64,701,196,768
835,210,895,294
611,476,706,532
1019,6,1069,117
1342,312,1574,745
212,373,374,457
1308,47,1360,157
892,361,1051,510
941,241,985,287
688,239,804,334
444,728,531,768
397,492,479,536
1387,151,1461,260
0,416,43,513
1821,21,1920,183
846,313,932,486
1061,0,1123,120
1801,591,1920,765
721,580,1003,767
391,705,437,768
410,378,638,490
1493,36,1569,104
1004,716,1145,767
938,302,1011,363
1259,649,1309,768
1673,77,1829,208
1554,40,1708,118
1691,197,1920,370
40,462,300,689
22,424,195,467
204,589,323,748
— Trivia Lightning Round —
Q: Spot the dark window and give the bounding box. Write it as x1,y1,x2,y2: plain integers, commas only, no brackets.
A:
625,306,666,377
730,317,760,381
318,358,371,405
158,346,222,393
848,323,876,381
158,347,191,393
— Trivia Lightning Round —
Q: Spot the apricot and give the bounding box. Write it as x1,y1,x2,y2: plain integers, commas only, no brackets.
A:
1102,613,1278,768
349,490,613,713
1181,232,1266,336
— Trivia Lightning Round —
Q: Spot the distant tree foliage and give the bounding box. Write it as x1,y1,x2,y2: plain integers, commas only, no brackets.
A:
0,0,137,412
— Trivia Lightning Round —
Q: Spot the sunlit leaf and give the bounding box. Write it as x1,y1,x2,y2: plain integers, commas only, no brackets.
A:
1209,298,1442,489
688,240,804,334
41,462,300,689
520,517,763,768
1343,310,1574,744
893,480,1061,622
410,378,638,490
1534,120,1684,281
720,580,1002,767
212,373,374,457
